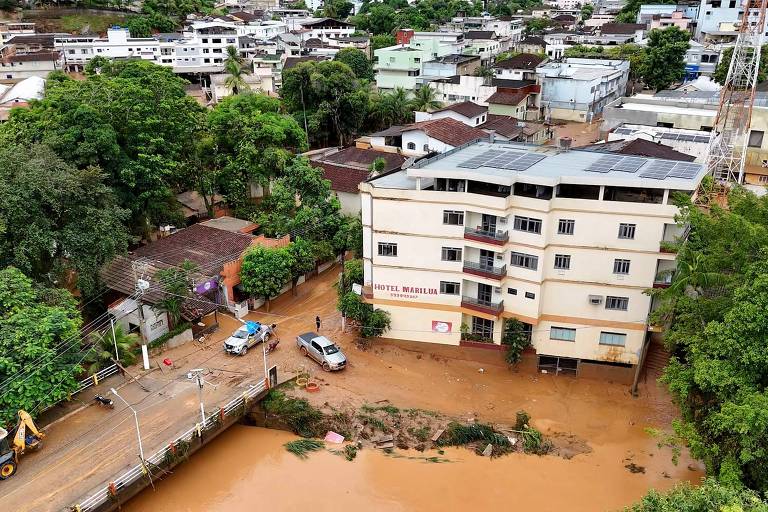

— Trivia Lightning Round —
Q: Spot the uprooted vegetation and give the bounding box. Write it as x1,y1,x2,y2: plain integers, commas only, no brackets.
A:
259,389,585,461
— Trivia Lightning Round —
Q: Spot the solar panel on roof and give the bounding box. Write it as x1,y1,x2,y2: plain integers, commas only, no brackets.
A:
507,154,545,171
667,162,702,179
457,149,507,168
586,154,623,172
612,157,647,173
693,136,710,143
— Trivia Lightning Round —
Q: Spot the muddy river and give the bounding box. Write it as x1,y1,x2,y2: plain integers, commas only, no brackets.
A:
124,426,702,512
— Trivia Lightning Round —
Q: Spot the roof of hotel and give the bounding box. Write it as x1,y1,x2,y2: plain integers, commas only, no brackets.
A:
368,140,707,191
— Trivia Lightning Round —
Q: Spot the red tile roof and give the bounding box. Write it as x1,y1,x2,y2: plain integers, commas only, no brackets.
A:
432,100,487,119
314,162,370,193
401,117,488,147
487,90,528,106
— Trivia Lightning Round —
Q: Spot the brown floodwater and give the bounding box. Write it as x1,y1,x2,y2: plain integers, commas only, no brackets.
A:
124,426,703,512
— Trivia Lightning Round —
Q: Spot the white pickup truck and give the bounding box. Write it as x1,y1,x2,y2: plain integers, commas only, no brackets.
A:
296,332,347,371
224,322,274,356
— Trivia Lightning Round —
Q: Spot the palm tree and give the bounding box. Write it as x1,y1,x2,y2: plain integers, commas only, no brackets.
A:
474,65,496,86
664,253,726,298
410,85,442,112
379,87,413,126
224,45,251,95
85,324,140,372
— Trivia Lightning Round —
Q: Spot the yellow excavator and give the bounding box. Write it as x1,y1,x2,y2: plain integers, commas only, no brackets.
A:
0,410,44,479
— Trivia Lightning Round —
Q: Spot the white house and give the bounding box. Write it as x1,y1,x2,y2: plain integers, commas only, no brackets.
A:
414,101,489,126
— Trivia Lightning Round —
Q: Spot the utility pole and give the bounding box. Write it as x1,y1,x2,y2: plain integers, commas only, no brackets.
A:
133,259,151,370
110,317,120,362
188,369,215,427
111,388,145,462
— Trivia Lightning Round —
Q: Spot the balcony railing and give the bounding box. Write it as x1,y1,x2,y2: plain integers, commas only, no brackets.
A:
461,296,504,316
464,227,508,245
463,260,507,280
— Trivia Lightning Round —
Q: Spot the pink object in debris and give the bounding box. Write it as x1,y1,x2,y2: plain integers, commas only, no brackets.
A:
163,358,173,367
324,431,345,444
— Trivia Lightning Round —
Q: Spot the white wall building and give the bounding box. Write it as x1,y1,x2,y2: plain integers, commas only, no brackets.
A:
430,75,499,105
360,140,704,376
536,58,630,122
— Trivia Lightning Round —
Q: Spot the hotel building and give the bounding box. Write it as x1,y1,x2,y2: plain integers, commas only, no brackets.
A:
360,140,705,374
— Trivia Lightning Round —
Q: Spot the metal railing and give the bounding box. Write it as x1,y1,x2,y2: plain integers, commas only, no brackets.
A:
74,364,120,395
461,295,504,313
74,379,268,512
463,260,507,277
464,227,509,242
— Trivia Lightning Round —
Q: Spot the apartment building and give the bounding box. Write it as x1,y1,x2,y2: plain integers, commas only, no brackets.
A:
696,0,767,40
360,140,704,375
537,58,630,122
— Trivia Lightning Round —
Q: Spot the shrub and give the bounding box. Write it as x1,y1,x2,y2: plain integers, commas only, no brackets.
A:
263,390,324,437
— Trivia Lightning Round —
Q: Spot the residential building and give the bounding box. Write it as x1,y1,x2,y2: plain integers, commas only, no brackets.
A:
684,41,721,78
537,58,630,122
593,23,646,44
430,75,499,104
493,52,546,81
102,222,290,337
649,11,694,31
415,101,489,126
0,21,35,46
584,14,617,28
422,54,481,80
516,36,547,55
0,35,62,79
374,45,430,91
307,146,407,214
297,18,355,42
602,125,709,161
366,117,488,156
463,31,501,65
551,14,578,30
637,4,679,25
487,82,542,121
0,75,45,121
555,0,586,9
359,140,705,377
209,71,274,102
481,115,550,143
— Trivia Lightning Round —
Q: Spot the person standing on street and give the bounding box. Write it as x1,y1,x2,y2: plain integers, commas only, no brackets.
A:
316,316,321,331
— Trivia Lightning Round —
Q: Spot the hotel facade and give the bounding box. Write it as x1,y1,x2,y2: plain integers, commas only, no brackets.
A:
360,141,704,373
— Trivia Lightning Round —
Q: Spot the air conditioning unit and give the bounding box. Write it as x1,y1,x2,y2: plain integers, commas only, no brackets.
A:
498,217,508,224
588,295,603,305
495,254,504,260
494,287,502,294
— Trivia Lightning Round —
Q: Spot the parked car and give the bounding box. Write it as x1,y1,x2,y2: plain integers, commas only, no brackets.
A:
296,332,346,371
224,322,273,356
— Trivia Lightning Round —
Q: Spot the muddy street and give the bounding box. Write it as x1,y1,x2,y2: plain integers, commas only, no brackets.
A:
0,265,703,511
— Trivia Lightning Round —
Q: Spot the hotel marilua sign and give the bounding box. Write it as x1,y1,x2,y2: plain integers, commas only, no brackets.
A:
374,283,438,300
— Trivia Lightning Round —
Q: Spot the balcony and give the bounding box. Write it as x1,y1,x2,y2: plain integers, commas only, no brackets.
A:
464,227,508,246
461,296,504,316
463,261,507,280
653,273,673,289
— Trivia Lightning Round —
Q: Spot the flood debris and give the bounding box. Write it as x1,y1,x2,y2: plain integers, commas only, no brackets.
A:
284,439,324,459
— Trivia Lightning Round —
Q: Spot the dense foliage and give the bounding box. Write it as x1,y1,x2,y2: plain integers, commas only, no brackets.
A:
0,268,83,426
334,47,375,81
502,318,531,365
336,259,391,340
714,46,768,86
641,27,690,91
0,144,129,297
627,479,768,511
651,187,768,493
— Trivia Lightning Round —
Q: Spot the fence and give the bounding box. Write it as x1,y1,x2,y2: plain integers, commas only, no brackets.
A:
74,364,120,395
72,379,268,512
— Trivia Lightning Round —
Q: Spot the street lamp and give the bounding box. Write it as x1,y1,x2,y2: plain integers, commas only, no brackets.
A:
111,387,145,462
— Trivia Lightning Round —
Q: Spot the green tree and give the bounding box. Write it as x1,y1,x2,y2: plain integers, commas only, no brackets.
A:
714,45,768,86
410,85,442,111
337,291,391,339
334,47,374,80
281,60,369,146
85,324,140,371
322,0,354,18
370,156,387,175
287,238,316,295
0,268,83,426
224,45,252,95
0,61,204,239
640,27,690,91
370,34,396,52
580,3,593,21
355,3,396,34
153,260,198,327
207,93,307,212
502,318,531,365
370,87,413,129
240,246,294,310
627,479,768,511
525,17,551,34
0,144,129,298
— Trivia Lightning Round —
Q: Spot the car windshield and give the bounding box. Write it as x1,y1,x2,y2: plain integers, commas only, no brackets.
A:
233,330,248,339
323,345,339,355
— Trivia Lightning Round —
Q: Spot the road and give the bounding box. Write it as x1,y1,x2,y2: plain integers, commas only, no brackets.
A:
0,266,342,512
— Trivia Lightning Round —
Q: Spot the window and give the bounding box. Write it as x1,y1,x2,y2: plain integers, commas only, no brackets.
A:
443,210,464,225
618,223,636,239
510,252,538,270
525,291,535,299
613,259,630,274
599,331,626,346
760,175,768,184
423,144,429,152
749,130,764,148
513,215,542,234
203,48,210,53
407,142,416,150
440,281,460,295
227,38,236,43
558,219,575,235
203,38,208,43
378,242,397,257
554,254,571,270
68,49,75,54
212,38,222,43
507,288,517,295
550,326,576,341
441,247,462,261
471,317,494,339
605,296,629,311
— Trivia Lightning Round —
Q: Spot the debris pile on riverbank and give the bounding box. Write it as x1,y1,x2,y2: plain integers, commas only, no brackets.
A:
257,388,589,461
